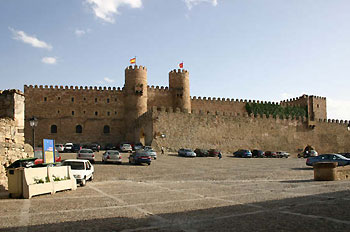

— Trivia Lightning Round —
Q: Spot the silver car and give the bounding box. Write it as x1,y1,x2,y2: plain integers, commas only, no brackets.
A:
77,149,95,163
178,149,196,157
102,150,122,164
120,143,132,153
145,149,157,160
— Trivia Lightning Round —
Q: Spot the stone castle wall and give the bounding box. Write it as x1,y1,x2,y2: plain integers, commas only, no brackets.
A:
146,107,349,154
0,90,28,190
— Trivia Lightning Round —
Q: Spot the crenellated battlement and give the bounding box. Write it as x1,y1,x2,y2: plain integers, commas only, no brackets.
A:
24,84,123,93
191,96,280,105
147,85,170,92
125,65,147,72
169,69,189,74
281,94,326,104
0,89,24,96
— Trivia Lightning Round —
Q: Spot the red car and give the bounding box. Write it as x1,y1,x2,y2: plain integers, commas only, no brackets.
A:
34,148,61,164
264,151,277,158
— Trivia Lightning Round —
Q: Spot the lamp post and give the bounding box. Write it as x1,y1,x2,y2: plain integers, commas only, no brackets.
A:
29,117,38,149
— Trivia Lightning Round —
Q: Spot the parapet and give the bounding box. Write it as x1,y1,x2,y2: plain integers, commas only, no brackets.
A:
169,69,189,74
147,85,169,92
0,89,24,96
125,65,147,72
24,84,123,93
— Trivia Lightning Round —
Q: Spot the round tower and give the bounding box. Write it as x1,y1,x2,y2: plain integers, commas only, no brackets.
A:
169,69,191,113
124,65,148,142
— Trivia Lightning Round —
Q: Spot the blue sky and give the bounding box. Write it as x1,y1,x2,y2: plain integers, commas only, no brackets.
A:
1,0,350,119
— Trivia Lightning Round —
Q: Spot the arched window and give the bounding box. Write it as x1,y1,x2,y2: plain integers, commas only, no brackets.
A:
103,125,110,134
51,125,57,133
76,125,82,133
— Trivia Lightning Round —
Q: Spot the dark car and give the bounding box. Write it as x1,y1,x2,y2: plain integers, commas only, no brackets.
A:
264,151,277,158
194,149,209,157
133,143,144,151
85,143,101,152
233,149,252,158
252,149,265,158
6,158,37,169
105,144,117,150
72,143,82,153
208,149,220,157
338,153,350,159
129,150,151,165
306,154,350,167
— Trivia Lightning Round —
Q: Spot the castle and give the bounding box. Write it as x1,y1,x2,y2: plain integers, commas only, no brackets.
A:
23,65,350,153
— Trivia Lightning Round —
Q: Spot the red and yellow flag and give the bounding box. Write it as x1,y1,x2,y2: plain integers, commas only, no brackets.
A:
179,62,183,69
130,57,136,64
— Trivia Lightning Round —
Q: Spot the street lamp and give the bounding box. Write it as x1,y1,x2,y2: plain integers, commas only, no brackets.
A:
29,116,38,148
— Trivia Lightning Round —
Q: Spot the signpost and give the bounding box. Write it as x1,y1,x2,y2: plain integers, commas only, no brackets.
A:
43,139,55,163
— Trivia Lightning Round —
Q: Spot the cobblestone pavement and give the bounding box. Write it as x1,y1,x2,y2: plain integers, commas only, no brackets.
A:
0,152,350,231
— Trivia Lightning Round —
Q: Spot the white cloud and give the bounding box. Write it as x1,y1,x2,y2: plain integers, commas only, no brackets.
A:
86,0,142,23
41,57,57,64
9,27,52,50
104,77,115,83
184,0,218,10
75,28,91,36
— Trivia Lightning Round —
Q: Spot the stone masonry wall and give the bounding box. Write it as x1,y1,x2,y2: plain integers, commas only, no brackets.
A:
148,108,350,154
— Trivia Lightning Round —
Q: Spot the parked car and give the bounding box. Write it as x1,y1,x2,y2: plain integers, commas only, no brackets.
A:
34,147,61,164
86,143,100,152
252,149,265,158
120,143,133,153
129,150,151,165
104,144,117,150
276,151,290,158
338,153,350,159
77,149,95,163
102,150,122,164
144,146,152,151
194,149,209,157
55,144,64,152
208,149,221,157
264,151,277,158
145,148,157,159
61,159,94,186
306,154,350,166
64,143,73,153
133,143,144,151
178,149,196,157
298,149,318,158
72,143,82,153
233,149,252,158
6,158,37,169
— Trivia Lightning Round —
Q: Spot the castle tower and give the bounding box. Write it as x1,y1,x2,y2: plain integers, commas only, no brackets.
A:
169,69,191,113
124,65,148,142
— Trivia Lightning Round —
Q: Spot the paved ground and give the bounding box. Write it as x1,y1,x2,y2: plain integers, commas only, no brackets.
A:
1,152,350,231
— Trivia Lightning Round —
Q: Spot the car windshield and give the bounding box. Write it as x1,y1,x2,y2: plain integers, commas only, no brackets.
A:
63,162,85,170
109,151,119,155
183,149,192,152
80,150,93,153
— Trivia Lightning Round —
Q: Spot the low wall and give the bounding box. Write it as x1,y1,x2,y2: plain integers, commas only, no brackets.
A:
148,108,350,154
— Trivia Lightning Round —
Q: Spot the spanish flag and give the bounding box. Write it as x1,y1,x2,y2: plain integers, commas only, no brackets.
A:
179,62,184,69
130,57,136,64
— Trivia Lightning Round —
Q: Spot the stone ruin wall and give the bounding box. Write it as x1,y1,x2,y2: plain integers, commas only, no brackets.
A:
146,107,350,154
0,90,29,190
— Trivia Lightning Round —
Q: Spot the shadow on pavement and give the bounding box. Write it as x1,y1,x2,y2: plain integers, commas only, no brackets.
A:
1,190,350,231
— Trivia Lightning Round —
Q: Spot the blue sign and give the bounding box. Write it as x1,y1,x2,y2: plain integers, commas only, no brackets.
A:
43,139,55,163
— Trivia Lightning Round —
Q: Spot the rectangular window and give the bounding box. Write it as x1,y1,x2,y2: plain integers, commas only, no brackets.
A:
72,97,74,102
44,97,47,102
72,111,75,116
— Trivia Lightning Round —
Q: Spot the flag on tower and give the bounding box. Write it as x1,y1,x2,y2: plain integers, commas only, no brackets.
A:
130,57,136,64
179,62,184,69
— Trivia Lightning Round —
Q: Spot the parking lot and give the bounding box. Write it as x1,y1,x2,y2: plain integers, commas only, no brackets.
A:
1,152,350,231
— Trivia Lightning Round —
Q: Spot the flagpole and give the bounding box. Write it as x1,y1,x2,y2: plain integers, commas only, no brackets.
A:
135,56,137,66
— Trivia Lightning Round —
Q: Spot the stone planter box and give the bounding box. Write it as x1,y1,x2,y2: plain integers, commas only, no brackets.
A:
8,166,77,199
314,162,350,181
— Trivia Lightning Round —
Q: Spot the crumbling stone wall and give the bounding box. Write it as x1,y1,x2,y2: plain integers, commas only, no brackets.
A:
0,90,28,190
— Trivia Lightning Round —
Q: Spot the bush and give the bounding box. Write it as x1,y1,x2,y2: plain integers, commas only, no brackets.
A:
245,103,307,119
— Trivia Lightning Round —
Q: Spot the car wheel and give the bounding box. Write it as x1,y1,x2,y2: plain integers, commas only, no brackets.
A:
148,163,151,165
80,178,86,187
89,174,94,181
154,157,157,160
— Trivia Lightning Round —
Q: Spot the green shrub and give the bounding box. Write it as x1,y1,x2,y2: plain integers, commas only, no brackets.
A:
245,103,307,119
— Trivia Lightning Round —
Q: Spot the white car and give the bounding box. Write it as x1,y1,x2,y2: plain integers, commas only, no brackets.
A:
77,149,95,163
55,144,65,152
102,150,122,164
64,143,73,152
62,159,94,186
